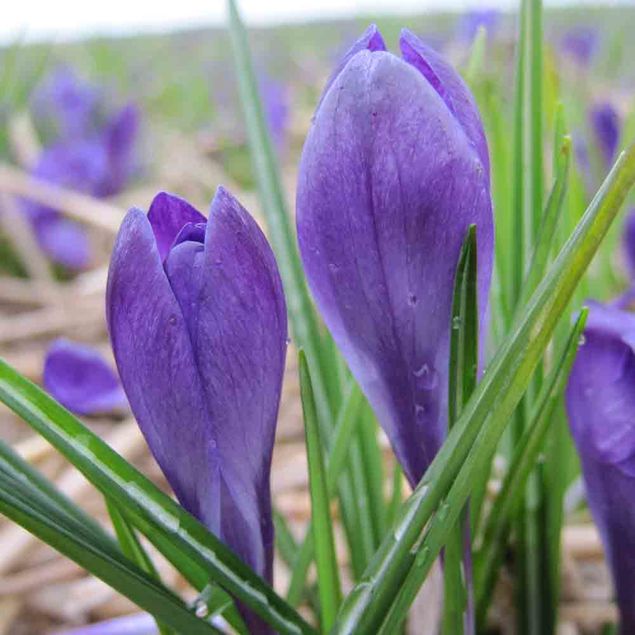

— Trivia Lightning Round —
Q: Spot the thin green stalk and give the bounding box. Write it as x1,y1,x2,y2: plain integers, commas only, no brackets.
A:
474,309,588,628
443,226,478,635
298,351,342,630
286,382,364,606
377,310,588,635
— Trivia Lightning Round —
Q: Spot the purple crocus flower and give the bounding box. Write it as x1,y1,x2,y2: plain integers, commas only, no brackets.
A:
457,8,501,43
590,102,621,169
566,301,635,634
560,26,599,67
44,339,127,416
296,25,494,488
107,188,286,634
31,67,102,139
258,75,290,151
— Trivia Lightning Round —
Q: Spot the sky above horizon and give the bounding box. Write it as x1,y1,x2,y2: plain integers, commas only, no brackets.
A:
1,0,628,44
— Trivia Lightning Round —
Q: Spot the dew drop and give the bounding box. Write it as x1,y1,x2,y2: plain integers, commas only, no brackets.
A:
408,292,417,306
578,334,586,346
413,363,438,390
168,314,178,326
452,316,462,330
415,404,426,421
194,601,209,619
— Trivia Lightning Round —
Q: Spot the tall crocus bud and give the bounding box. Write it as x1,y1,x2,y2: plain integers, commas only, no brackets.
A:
107,189,287,633
566,302,635,634
296,25,494,487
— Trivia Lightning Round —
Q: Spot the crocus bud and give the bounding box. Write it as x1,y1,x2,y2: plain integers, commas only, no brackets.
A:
107,189,287,633
296,25,494,487
566,302,635,633
44,339,127,416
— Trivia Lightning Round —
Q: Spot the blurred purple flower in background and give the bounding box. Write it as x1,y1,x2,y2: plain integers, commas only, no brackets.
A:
23,68,140,269
456,8,501,43
31,67,102,139
296,25,494,488
622,209,635,280
566,302,635,634
560,26,599,66
44,339,127,416
590,102,621,169
107,189,287,634
258,74,290,150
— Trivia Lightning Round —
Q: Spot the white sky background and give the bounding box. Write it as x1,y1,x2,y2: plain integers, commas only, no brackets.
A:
1,0,632,43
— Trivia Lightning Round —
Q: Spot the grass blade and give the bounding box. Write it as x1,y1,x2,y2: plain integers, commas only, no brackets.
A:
0,468,220,635
298,350,342,630
0,358,316,635
474,309,588,628
286,381,363,607
443,225,478,635
331,144,635,635
377,308,588,635
107,501,173,635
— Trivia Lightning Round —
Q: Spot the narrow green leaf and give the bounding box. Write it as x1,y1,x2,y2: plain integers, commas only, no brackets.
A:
298,350,342,630
443,225,478,635
226,1,372,581
0,469,220,635
331,145,635,635
274,509,299,569
0,359,316,635
107,501,173,635
286,381,363,607
474,309,588,628
520,132,571,308
386,463,404,528
107,500,159,578
0,438,114,548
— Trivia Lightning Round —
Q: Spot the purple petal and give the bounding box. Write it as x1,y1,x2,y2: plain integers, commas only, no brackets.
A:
100,103,141,196
107,189,286,634
147,192,207,262
400,29,490,177
53,613,157,635
34,217,91,270
31,67,101,139
317,24,386,114
43,339,127,415
560,27,599,66
456,9,501,43
590,102,621,169
566,302,635,630
622,208,635,280
297,48,493,487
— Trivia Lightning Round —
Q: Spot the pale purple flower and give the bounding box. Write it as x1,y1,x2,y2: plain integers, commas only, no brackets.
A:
296,25,494,487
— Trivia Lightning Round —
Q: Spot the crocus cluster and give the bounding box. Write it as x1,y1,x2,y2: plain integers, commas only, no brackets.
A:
107,188,286,634
24,68,140,269
560,26,599,67
105,24,492,632
566,302,635,634
297,24,493,487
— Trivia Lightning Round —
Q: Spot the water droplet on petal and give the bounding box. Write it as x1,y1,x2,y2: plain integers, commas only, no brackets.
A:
408,292,417,306
413,363,438,390
168,314,178,326
578,334,586,346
